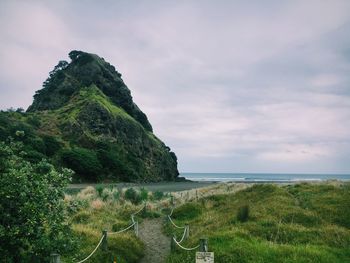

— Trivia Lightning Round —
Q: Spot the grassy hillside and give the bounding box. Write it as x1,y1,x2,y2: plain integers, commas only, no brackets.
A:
166,183,350,263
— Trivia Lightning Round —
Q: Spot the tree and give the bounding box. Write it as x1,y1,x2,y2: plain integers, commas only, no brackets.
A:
0,140,73,262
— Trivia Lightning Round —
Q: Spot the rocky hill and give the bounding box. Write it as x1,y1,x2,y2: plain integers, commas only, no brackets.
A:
0,51,179,182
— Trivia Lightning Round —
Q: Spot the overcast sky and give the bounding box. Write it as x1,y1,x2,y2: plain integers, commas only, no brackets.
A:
1,0,350,174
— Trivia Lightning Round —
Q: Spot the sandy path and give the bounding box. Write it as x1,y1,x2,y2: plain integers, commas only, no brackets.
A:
138,218,170,263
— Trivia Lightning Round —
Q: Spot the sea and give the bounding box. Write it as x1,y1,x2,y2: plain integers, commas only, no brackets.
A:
181,173,350,183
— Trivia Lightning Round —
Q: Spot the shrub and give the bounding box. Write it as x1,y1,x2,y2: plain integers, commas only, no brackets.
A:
42,135,62,156
113,189,120,201
124,188,142,205
153,190,164,200
0,141,73,262
95,184,104,197
140,187,148,201
60,147,102,180
237,204,250,222
101,188,111,202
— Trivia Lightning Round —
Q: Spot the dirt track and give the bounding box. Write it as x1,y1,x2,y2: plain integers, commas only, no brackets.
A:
138,218,170,263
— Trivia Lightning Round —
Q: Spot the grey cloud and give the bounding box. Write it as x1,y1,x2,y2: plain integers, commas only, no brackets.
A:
0,0,350,173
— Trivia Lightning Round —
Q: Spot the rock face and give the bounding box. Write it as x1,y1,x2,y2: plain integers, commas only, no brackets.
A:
2,51,179,182
28,50,152,131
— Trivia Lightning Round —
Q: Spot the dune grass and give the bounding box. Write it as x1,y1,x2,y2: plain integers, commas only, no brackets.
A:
61,186,147,263
166,182,350,263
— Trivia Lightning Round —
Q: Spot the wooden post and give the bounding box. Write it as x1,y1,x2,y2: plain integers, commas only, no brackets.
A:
134,221,139,237
196,190,198,201
142,203,147,217
171,234,176,252
199,238,208,252
170,195,174,206
185,225,189,239
50,253,60,263
102,230,108,251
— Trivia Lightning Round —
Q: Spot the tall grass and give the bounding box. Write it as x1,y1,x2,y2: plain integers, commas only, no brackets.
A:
166,183,350,263
62,185,170,262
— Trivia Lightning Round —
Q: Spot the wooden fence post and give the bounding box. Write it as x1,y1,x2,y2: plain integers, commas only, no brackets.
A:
199,238,208,252
142,203,147,217
102,230,108,251
185,225,189,239
134,221,139,237
50,253,60,263
171,234,176,252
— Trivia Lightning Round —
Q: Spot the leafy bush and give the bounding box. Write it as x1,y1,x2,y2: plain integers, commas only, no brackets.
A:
0,141,74,262
124,188,142,205
42,135,62,156
113,190,120,201
140,187,148,201
95,184,104,197
60,147,102,180
237,204,250,222
153,190,164,200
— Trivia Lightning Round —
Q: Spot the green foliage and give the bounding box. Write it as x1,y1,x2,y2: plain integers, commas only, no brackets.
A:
113,190,120,201
95,184,104,197
60,147,102,181
140,187,148,201
237,204,250,222
0,141,74,262
153,190,164,200
124,188,142,205
42,135,62,156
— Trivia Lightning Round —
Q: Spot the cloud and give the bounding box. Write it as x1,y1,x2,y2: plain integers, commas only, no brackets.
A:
0,0,350,173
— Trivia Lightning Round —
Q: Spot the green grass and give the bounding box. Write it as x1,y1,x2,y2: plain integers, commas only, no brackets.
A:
166,183,350,263
61,188,146,263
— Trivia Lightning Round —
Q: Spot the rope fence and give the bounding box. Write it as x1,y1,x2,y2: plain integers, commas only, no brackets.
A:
175,226,188,244
76,233,106,263
107,221,136,235
173,237,200,251
167,204,209,254
168,215,186,229
50,203,147,263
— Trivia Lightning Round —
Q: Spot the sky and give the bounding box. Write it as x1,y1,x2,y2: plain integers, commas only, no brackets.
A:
0,0,350,174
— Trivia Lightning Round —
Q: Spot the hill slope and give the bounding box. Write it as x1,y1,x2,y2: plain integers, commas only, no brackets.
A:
0,51,179,182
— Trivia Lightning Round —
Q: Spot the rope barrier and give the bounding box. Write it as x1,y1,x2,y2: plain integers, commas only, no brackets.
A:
169,207,174,217
168,215,185,229
108,222,136,234
175,227,187,244
76,234,105,263
173,237,200,251
74,205,144,262
133,204,145,216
